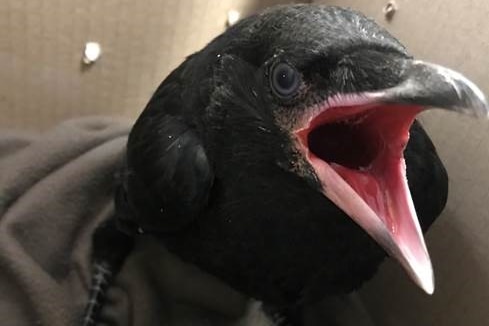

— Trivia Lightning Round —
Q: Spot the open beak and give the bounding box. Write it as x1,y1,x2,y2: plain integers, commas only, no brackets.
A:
294,59,489,295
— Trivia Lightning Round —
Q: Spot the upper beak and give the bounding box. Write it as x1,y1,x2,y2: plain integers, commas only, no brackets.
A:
370,59,489,118
296,59,488,295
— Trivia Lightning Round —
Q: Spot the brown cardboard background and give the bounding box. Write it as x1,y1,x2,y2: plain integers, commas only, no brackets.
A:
2,1,489,325
0,0,292,130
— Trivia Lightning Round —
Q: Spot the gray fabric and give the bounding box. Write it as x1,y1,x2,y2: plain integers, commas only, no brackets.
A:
0,117,374,326
0,117,130,325
0,117,260,326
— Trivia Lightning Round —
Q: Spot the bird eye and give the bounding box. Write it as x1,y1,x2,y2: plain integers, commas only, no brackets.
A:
270,62,300,98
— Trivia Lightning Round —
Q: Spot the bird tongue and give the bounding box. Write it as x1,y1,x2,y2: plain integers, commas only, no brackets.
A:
296,104,434,294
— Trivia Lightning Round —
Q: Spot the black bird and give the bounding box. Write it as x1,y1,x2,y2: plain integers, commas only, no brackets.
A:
83,4,488,325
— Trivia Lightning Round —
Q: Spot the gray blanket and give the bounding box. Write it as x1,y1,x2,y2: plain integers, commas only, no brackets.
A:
0,117,373,326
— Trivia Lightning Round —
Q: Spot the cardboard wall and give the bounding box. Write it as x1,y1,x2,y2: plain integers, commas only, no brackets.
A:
0,0,291,130
314,1,489,325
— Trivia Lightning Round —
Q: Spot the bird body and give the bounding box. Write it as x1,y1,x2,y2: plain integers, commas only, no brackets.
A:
84,5,488,325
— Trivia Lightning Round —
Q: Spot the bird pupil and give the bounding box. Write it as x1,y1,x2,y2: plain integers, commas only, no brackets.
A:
277,67,294,89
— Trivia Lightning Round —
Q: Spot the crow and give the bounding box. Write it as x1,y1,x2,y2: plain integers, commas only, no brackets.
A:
83,5,488,326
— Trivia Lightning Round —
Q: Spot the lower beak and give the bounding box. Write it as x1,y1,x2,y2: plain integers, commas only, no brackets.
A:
296,59,488,295
367,59,488,293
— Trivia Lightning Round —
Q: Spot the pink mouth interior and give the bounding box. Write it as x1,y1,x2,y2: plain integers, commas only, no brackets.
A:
296,104,422,234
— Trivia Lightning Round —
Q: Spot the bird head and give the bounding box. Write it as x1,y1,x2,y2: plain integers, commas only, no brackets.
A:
125,5,488,303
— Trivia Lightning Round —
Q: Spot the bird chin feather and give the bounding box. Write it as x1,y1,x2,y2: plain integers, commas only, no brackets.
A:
293,96,434,294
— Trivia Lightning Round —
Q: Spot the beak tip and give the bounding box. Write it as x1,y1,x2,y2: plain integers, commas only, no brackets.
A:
398,243,435,296
448,71,489,120
410,261,435,295
465,93,489,119
420,277,435,295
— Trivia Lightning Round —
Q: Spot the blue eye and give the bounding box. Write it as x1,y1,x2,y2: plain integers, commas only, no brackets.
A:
270,62,300,98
